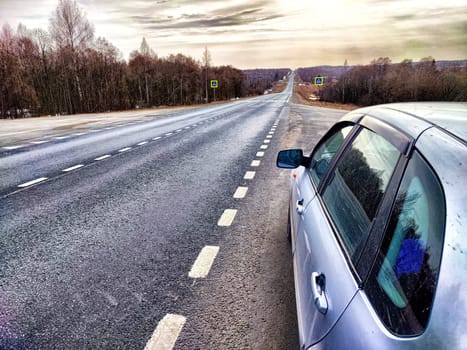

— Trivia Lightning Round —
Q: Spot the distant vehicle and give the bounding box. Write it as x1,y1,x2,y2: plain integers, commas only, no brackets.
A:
276,103,467,349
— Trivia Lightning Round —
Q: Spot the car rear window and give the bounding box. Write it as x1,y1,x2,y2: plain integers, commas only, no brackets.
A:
365,151,446,335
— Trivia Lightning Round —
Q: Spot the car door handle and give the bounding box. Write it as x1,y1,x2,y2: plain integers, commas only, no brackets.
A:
296,199,304,215
311,272,328,314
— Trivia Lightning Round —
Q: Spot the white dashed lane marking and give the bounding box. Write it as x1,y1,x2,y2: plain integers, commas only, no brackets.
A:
31,140,48,144
260,145,268,149
244,171,256,180
266,135,272,139
18,177,48,188
137,141,148,146
264,140,270,144
3,145,25,150
189,246,220,278
256,151,265,157
268,132,274,135
153,137,161,140
233,186,248,199
54,136,70,140
118,147,131,153
251,160,261,167
218,209,237,227
62,164,84,172
144,314,186,350
165,133,173,136
95,155,111,161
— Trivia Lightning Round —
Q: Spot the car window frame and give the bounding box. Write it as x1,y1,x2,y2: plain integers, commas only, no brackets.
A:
314,117,413,285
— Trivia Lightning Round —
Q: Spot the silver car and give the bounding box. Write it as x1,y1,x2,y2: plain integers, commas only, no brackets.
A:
276,103,467,349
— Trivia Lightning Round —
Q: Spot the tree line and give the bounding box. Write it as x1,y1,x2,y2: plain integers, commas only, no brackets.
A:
315,57,467,106
0,0,260,119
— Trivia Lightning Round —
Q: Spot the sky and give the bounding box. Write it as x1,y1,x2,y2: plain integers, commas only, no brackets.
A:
1,0,466,69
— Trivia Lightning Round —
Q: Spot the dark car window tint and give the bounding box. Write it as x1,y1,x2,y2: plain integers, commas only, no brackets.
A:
366,151,445,335
309,126,352,185
322,128,400,263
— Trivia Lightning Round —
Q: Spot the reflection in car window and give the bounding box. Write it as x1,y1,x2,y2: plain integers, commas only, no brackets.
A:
322,128,400,263
366,151,445,335
309,126,352,185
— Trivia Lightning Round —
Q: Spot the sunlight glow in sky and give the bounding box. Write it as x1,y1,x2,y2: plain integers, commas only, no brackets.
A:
1,0,466,68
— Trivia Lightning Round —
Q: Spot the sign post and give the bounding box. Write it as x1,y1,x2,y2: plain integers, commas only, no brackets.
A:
210,80,218,102
313,76,325,100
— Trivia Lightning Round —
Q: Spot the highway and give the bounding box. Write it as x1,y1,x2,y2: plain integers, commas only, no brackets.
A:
0,76,347,349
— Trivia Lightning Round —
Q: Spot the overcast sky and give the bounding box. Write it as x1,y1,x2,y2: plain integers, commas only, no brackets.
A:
1,0,466,68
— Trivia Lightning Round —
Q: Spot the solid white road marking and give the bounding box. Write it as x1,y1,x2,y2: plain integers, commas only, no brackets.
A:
189,246,220,278
251,160,261,167
244,171,256,180
18,177,48,188
256,151,265,157
63,164,84,172
260,145,268,149
233,186,248,199
264,140,270,144
95,155,111,161
118,147,131,152
144,314,186,350
218,209,237,227
266,135,272,139
152,137,161,140
137,141,148,146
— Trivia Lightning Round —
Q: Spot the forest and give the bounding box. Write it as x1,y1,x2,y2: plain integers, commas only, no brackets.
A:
0,0,282,119
297,58,467,106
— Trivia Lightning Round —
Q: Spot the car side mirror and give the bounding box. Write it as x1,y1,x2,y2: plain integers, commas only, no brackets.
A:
276,149,305,169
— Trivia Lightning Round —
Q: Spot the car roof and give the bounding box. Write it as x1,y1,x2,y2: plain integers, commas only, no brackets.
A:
350,102,467,143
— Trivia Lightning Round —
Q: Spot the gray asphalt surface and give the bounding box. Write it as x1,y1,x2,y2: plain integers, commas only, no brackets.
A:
0,76,346,349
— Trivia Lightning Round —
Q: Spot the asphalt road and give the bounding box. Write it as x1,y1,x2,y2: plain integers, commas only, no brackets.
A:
0,77,346,349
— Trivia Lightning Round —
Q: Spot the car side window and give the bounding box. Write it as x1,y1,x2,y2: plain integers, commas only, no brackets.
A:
322,127,400,264
309,126,353,185
365,151,445,336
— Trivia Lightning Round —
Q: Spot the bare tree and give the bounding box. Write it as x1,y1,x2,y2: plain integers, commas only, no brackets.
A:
49,0,94,51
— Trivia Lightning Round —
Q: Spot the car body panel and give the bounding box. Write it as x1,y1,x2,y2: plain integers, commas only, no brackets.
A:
413,127,467,348
293,193,359,347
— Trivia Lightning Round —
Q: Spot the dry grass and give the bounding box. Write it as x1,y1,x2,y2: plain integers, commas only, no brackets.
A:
292,82,359,111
